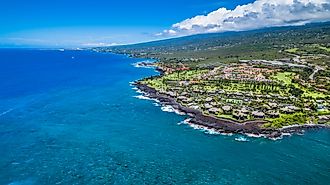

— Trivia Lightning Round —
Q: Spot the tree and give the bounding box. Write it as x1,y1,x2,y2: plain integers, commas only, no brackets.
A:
289,85,304,97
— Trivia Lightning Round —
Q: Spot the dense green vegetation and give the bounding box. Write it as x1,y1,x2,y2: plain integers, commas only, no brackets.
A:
264,113,311,128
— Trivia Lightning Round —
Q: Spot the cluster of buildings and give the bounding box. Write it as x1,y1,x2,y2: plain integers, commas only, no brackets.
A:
200,64,276,82
158,63,190,74
158,85,329,122
221,64,276,82
143,60,329,124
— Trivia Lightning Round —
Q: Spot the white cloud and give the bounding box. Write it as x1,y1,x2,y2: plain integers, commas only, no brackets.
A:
162,0,330,36
156,29,177,36
81,42,119,47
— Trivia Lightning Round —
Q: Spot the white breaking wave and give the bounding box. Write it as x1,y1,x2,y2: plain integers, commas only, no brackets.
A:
282,133,292,137
205,128,222,135
160,105,186,115
235,136,249,142
245,133,265,138
176,116,293,140
178,119,237,136
132,61,155,69
132,86,160,104
134,89,144,94
0,109,13,117
178,119,222,135
134,95,153,100
269,136,283,141
189,123,221,135
161,105,175,113
221,132,234,136
177,118,191,125
153,102,161,107
131,84,147,94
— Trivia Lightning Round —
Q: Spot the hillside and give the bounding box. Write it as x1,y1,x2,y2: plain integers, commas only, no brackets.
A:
96,22,330,67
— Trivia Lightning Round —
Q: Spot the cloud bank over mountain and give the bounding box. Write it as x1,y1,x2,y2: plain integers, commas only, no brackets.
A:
159,0,330,36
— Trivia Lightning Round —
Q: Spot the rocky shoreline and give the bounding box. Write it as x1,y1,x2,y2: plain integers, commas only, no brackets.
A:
134,81,329,139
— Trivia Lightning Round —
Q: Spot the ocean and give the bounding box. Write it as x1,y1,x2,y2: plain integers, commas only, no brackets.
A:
0,49,329,185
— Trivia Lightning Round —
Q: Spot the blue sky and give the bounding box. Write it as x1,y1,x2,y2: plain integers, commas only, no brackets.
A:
0,0,254,47
0,0,329,48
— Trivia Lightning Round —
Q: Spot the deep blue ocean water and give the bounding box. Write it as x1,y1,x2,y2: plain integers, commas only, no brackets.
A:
0,49,329,185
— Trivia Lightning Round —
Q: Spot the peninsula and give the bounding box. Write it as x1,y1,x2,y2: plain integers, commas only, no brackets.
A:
96,23,330,139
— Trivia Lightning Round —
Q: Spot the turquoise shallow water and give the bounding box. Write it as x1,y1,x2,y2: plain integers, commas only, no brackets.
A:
0,49,329,185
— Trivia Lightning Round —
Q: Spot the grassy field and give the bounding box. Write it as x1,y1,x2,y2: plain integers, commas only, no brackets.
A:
264,113,311,128
273,72,294,85
217,114,235,120
318,46,330,52
301,88,327,98
285,48,299,53
272,72,327,98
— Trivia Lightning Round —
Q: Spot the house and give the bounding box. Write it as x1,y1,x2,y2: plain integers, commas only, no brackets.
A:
177,96,187,101
267,111,280,118
233,111,248,120
252,111,265,119
240,107,250,114
318,115,330,123
222,106,232,113
181,92,188,96
209,108,220,114
280,107,295,114
204,104,213,109
268,102,278,109
205,97,213,102
166,91,176,97
210,102,218,106
287,105,301,111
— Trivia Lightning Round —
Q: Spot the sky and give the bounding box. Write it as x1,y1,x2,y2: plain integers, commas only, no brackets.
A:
0,0,329,48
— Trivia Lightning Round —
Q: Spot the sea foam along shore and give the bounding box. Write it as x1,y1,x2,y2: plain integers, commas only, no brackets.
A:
132,84,185,115
178,118,229,136
133,87,234,137
132,60,155,69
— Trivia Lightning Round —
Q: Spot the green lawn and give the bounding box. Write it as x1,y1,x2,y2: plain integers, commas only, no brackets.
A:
273,72,294,85
318,46,330,52
285,48,299,53
302,88,327,98
272,72,327,98
263,113,310,128
163,69,208,81
217,114,236,120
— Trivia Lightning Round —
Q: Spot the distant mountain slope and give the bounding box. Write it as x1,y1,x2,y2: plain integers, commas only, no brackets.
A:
97,22,330,66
